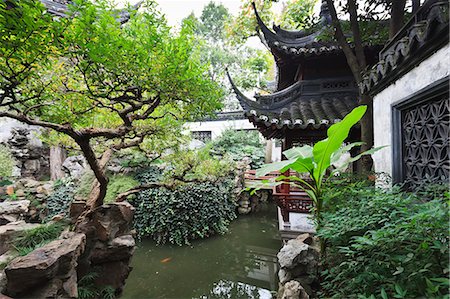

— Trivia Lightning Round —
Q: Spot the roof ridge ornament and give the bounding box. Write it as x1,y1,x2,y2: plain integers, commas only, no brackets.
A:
319,0,332,25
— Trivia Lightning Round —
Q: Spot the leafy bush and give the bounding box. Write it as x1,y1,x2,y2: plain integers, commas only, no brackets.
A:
209,129,265,168
76,170,95,199
104,174,138,203
13,222,65,256
130,167,237,245
76,171,138,203
164,147,234,183
45,179,75,221
0,144,16,178
318,182,449,298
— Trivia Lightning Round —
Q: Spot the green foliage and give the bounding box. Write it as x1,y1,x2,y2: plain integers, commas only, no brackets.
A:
318,183,449,299
163,146,234,184
256,106,382,225
209,129,265,169
1,0,223,185
130,167,237,246
226,0,274,44
104,174,138,203
13,222,65,256
134,165,163,184
76,171,95,199
182,1,271,110
45,179,76,221
0,144,15,178
78,272,116,299
278,0,318,30
197,1,231,41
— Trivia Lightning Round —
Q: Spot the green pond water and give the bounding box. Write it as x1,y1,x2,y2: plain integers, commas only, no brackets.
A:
121,204,281,299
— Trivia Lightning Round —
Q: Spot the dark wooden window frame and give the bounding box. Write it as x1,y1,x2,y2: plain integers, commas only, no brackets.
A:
191,131,212,143
391,76,449,185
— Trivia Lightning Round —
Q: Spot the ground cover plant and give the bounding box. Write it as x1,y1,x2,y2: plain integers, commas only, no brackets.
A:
45,179,76,221
0,144,15,179
13,222,65,256
318,179,449,298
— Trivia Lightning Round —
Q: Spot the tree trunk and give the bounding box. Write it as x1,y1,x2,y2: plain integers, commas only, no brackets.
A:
359,94,374,172
86,148,113,209
50,146,66,180
389,0,407,38
412,0,421,14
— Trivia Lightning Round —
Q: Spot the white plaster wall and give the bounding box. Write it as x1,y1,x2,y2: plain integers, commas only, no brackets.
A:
373,44,450,176
184,119,255,139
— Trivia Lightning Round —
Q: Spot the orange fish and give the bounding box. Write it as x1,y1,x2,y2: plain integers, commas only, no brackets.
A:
160,257,172,263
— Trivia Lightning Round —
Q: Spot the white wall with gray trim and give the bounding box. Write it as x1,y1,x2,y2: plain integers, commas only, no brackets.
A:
372,44,450,177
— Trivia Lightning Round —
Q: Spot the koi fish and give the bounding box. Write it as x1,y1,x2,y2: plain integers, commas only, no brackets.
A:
160,257,172,263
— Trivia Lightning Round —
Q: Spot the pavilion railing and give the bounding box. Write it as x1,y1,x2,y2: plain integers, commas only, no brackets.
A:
244,169,314,222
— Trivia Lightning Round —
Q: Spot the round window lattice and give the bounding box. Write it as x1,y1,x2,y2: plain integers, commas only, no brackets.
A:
402,95,449,189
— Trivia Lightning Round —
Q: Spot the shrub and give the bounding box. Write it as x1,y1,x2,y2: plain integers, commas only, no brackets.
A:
318,182,449,299
45,179,75,221
76,170,95,199
130,167,237,245
0,144,15,178
209,129,265,168
77,171,138,203
164,147,234,183
104,174,138,203
13,222,65,256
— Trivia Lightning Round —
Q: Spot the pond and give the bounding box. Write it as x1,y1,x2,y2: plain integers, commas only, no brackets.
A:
121,203,281,299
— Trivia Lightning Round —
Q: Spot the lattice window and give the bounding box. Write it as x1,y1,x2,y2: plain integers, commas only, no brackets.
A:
191,131,212,143
392,78,449,190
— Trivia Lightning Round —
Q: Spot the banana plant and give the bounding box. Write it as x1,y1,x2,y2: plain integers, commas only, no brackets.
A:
254,105,386,227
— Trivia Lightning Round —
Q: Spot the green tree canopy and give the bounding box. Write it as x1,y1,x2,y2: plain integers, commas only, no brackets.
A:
182,1,272,111
0,0,223,208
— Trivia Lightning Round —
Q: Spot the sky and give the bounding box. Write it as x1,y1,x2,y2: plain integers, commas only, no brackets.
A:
120,0,285,27
157,0,244,26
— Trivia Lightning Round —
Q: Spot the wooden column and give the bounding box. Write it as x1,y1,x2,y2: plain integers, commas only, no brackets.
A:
265,139,273,163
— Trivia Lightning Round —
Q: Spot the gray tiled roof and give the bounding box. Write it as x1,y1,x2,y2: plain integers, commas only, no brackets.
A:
227,72,359,136
360,0,449,94
253,1,340,57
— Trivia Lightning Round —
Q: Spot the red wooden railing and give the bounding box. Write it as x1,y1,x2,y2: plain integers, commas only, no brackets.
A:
244,170,313,222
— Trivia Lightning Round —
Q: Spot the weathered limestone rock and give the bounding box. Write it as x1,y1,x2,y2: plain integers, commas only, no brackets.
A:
75,201,136,294
87,202,135,242
0,251,16,268
0,221,39,255
277,280,310,299
5,128,50,179
62,155,86,179
277,235,319,274
277,233,320,297
4,232,85,298
90,234,135,264
0,200,30,224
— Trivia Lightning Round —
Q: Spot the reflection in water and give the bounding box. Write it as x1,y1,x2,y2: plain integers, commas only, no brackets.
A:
121,204,280,299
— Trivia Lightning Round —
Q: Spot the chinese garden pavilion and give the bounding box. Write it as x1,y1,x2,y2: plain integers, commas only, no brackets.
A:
229,1,380,234
229,1,379,152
